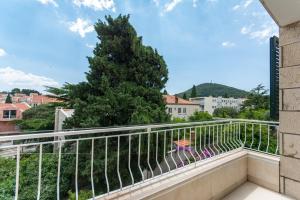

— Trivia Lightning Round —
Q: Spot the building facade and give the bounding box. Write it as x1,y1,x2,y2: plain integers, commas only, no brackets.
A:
164,95,200,119
0,103,31,133
190,96,246,115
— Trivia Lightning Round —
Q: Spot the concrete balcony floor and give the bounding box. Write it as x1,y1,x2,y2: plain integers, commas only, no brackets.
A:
223,182,294,200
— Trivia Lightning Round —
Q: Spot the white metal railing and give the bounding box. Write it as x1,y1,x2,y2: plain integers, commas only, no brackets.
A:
0,119,279,200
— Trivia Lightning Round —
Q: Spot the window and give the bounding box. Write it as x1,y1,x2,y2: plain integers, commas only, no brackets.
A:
183,108,186,113
3,110,17,119
178,108,182,114
168,108,172,113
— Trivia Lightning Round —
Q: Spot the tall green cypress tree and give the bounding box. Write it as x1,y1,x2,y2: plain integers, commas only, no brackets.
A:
65,15,169,127
5,94,12,103
191,85,197,98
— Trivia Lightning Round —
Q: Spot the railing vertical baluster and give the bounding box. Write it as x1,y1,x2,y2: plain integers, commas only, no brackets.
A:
164,130,171,172
15,146,20,200
177,129,184,167
75,140,79,200
90,139,95,199
258,124,262,151
117,136,122,189
216,124,222,154
189,127,196,164
170,130,178,168
199,126,206,159
213,125,219,155
234,123,240,147
128,135,134,185
105,137,110,193
223,124,229,151
147,132,154,178
37,144,43,200
250,124,254,149
208,125,215,156
193,127,200,161
227,123,233,150
238,122,241,144
57,142,62,200
266,125,270,153
220,124,226,153
156,132,163,174
244,122,247,146
182,128,190,164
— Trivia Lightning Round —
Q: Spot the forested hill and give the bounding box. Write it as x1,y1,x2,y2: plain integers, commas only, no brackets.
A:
178,83,249,98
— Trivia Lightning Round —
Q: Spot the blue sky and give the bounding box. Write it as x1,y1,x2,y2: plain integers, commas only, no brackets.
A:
0,0,278,94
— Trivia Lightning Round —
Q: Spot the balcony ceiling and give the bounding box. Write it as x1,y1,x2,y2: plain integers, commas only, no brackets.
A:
260,0,300,27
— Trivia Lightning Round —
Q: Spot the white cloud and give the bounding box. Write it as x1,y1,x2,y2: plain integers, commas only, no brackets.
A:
232,5,240,10
0,67,59,90
221,41,236,48
37,0,58,7
163,0,182,13
69,18,94,38
0,48,6,57
241,22,278,42
73,0,116,12
86,43,95,49
240,24,253,34
192,0,198,8
243,0,253,8
232,0,253,11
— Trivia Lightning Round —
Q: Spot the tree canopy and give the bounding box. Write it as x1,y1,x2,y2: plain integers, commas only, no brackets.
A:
63,15,169,128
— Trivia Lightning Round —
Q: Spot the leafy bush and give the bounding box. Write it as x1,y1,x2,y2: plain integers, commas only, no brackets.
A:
172,117,186,123
213,107,239,118
239,108,270,120
189,111,213,121
16,102,65,131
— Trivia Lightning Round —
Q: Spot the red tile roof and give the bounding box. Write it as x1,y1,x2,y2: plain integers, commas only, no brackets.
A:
163,95,195,105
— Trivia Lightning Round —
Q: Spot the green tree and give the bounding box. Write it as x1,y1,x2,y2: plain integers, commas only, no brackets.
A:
242,84,269,110
191,85,197,98
11,88,21,94
16,102,65,131
163,89,168,95
5,94,12,103
182,93,187,100
213,107,239,118
64,15,169,128
21,89,40,95
189,111,212,121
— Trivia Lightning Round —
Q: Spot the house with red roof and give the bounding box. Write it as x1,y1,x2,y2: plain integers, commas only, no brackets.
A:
163,95,200,119
0,103,31,133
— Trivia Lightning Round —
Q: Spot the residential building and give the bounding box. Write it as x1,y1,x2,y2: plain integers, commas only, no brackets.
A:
1,92,61,106
0,103,31,132
190,96,246,115
270,36,280,120
0,93,8,103
164,95,200,119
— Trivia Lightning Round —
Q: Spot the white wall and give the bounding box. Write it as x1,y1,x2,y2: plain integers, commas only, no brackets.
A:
166,104,199,119
190,96,246,115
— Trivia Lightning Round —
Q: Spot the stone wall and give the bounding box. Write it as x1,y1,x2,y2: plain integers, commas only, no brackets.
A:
279,21,300,199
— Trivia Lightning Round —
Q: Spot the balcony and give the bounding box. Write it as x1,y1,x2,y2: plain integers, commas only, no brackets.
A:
0,119,292,199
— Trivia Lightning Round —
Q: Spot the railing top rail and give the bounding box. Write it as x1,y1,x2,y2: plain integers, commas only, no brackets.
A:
0,119,278,142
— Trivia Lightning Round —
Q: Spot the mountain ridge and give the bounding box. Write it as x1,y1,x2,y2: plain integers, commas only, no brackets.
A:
177,83,249,98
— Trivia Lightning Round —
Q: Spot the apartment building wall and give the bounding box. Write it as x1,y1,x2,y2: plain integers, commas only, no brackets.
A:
279,21,300,199
166,104,199,120
190,96,246,115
